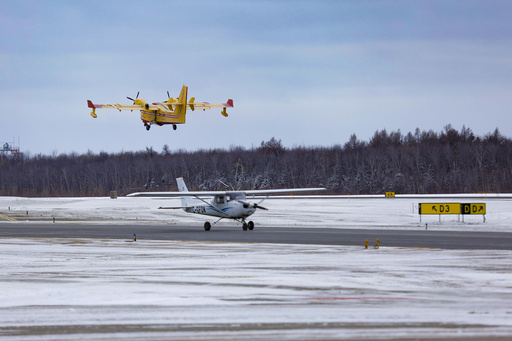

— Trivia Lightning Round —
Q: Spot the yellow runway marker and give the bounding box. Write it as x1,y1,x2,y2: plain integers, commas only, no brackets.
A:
0,214,17,221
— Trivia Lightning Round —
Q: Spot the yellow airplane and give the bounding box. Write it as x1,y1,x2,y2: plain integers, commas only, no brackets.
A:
87,85,233,130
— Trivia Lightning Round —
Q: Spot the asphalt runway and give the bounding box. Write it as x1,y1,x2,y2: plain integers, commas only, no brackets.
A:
1,222,511,250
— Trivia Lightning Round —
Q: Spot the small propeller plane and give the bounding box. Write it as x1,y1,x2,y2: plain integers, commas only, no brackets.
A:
128,177,326,231
87,85,233,131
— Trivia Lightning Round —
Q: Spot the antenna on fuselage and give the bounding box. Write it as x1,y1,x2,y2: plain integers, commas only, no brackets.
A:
218,180,234,191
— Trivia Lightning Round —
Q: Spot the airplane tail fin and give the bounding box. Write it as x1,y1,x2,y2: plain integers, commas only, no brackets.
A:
172,85,188,124
176,177,192,207
177,177,189,192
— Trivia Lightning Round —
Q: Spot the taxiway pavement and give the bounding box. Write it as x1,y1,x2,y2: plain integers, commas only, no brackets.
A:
1,223,511,250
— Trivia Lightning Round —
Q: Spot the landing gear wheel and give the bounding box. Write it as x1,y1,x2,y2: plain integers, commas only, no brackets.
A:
173,124,177,130
204,222,211,231
248,221,254,230
145,124,150,131
242,223,248,231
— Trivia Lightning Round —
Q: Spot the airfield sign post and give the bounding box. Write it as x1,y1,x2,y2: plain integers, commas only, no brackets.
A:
419,203,486,223
461,203,487,222
418,203,461,223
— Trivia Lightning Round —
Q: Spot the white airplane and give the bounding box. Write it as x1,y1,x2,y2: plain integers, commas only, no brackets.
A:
128,177,326,231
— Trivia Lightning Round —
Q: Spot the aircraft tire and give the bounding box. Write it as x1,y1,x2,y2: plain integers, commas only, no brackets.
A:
173,124,177,130
248,221,254,230
242,223,248,231
204,222,211,231
145,124,150,131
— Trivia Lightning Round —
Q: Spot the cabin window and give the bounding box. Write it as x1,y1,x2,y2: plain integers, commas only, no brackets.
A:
216,196,225,204
228,192,245,201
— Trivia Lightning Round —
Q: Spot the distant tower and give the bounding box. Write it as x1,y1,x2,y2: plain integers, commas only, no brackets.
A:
1,140,21,157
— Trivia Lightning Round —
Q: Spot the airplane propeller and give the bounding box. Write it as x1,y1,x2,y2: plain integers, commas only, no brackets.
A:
127,91,149,110
253,203,268,210
127,92,140,102
240,200,268,210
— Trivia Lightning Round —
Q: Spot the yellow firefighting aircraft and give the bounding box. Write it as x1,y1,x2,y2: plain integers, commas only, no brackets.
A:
87,85,233,131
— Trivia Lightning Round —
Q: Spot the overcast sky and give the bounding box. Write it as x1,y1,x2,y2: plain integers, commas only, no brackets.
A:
2,0,511,155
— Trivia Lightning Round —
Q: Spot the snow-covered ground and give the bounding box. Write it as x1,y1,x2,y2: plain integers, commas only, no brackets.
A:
1,194,511,231
1,195,512,340
1,238,512,340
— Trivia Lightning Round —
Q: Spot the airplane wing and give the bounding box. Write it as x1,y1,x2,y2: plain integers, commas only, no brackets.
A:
151,99,234,115
147,103,175,113
89,94,233,117
87,100,142,111
190,100,233,117
187,99,234,110
244,188,326,196
127,191,229,197
127,187,325,197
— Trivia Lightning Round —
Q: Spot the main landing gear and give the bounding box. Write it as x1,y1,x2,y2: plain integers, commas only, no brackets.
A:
144,124,177,131
203,220,255,231
242,221,255,231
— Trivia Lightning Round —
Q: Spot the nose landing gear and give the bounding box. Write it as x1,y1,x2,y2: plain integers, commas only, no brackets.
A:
204,221,211,231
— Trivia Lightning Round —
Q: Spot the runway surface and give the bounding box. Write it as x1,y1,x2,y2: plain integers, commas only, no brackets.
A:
1,222,511,250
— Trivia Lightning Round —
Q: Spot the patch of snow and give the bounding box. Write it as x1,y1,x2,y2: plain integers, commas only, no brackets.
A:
0,238,511,339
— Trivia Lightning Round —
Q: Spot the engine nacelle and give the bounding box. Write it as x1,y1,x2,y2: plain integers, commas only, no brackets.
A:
134,98,149,110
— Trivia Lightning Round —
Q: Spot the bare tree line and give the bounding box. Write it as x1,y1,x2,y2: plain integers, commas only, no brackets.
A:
1,125,511,197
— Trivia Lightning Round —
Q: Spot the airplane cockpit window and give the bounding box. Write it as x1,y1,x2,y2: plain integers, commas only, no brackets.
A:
227,192,245,201
216,196,225,204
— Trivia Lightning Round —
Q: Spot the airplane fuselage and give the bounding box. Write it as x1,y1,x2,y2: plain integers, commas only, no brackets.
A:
140,109,185,126
183,198,256,219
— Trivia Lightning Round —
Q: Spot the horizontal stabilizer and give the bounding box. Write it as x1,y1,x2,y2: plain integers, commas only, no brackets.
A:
158,206,187,209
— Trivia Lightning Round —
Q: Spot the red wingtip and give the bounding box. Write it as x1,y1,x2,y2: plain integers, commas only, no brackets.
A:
226,99,234,107
87,100,95,108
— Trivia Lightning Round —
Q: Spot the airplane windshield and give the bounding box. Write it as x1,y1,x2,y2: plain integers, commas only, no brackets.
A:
227,192,246,201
